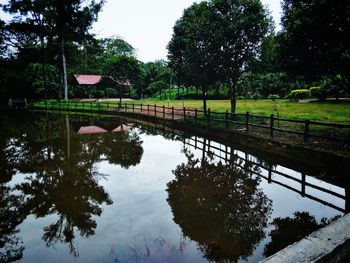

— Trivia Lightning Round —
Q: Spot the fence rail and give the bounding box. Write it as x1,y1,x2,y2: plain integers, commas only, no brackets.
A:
183,136,348,213
31,100,350,144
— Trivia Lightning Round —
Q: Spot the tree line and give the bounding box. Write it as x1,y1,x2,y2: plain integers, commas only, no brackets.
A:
1,0,349,112
0,0,172,102
168,0,350,112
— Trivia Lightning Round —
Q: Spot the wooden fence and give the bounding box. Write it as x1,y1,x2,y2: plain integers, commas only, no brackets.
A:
183,136,348,213
32,100,350,144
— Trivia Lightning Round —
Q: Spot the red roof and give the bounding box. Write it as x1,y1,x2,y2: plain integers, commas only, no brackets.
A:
74,74,131,86
77,126,108,135
74,75,102,85
112,124,134,132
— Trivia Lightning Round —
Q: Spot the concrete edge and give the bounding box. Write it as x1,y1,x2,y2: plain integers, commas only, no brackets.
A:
260,213,350,263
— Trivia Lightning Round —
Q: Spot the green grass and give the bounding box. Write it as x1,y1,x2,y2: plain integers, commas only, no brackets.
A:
32,99,350,124
134,99,350,124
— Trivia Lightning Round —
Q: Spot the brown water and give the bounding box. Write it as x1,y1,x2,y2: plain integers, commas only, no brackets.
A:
0,110,347,263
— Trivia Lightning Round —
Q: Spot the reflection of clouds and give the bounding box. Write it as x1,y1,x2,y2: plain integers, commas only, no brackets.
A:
167,156,272,262
108,234,191,263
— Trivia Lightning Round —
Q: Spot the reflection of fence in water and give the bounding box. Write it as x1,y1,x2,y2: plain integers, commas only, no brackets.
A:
183,136,347,213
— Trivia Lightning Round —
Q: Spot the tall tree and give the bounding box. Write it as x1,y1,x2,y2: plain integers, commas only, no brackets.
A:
211,0,271,112
279,0,350,93
1,0,105,100
52,0,105,100
107,55,142,103
168,0,271,113
168,2,220,113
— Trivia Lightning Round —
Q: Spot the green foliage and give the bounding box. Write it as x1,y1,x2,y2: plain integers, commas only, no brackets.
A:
105,55,142,100
290,89,310,100
141,60,172,98
168,0,272,112
279,0,350,89
267,94,280,100
252,93,262,100
237,72,290,98
25,63,60,99
309,86,327,100
147,80,167,95
319,74,348,100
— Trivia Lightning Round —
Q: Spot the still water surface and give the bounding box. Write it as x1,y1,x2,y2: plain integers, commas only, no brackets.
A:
0,111,346,263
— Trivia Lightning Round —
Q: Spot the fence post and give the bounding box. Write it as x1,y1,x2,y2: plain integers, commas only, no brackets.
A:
147,104,150,115
132,103,135,112
304,120,310,142
90,102,93,110
141,103,143,112
195,108,198,124
270,114,274,137
172,106,174,120
154,104,156,116
245,111,249,133
75,101,77,109
163,105,165,118
208,108,211,127
98,102,101,111
82,102,85,109
225,110,229,129
124,102,127,111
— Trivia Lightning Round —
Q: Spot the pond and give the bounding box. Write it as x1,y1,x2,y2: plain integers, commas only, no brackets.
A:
0,110,347,263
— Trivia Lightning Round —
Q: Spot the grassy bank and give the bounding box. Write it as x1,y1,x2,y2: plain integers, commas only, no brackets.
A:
134,99,350,123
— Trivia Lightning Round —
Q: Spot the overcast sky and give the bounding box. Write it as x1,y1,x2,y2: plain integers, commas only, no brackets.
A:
92,0,282,62
0,0,282,62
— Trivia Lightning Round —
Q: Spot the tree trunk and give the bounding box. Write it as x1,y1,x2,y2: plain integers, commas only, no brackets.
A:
40,37,47,100
202,87,207,113
230,82,237,113
119,86,123,104
61,38,68,100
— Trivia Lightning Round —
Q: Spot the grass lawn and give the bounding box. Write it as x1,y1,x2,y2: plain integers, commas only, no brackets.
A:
134,99,350,123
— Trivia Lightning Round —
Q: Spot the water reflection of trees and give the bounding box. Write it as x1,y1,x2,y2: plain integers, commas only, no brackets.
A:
0,185,25,262
264,211,341,257
0,112,144,258
167,153,272,262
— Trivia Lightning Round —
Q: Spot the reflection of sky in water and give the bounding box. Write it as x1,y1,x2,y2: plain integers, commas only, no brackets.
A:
4,122,344,263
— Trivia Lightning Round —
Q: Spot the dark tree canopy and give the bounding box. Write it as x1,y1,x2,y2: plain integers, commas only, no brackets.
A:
168,0,271,112
168,1,220,112
167,156,272,262
264,212,341,257
279,0,350,87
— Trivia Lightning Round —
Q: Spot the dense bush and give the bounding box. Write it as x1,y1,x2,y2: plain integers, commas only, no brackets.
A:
290,89,310,100
309,86,327,100
267,94,280,100
252,92,262,100
237,72,305,99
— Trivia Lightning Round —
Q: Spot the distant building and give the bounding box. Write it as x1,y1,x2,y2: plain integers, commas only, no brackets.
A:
73,74,130,86
73,74,131,100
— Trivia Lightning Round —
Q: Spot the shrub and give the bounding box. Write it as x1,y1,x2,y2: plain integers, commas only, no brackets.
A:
309,86,327,100
290,89,310,100
252,92,262,100
237,95,244,100
267,94,280,100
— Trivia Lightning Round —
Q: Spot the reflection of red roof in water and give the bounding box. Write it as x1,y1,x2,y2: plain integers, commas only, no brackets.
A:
77,126,108,135
112,124,134,132
74,75,102,85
